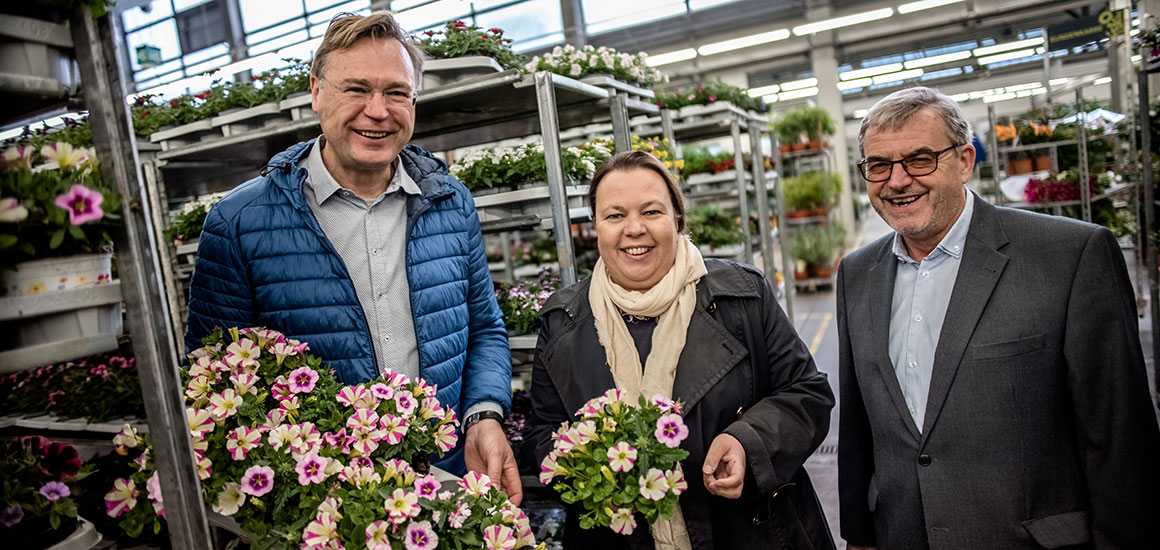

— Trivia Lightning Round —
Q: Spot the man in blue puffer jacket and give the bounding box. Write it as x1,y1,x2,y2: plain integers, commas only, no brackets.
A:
185,11,520,503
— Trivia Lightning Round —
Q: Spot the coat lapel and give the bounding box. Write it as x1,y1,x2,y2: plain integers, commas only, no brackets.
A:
672,298,748,414
920,197,1009,440
865,239,922,440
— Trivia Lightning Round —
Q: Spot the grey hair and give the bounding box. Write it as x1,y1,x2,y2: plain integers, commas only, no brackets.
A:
857,86,972,157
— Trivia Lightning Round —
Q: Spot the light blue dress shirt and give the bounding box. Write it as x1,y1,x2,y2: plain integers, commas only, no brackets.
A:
888,190,974,433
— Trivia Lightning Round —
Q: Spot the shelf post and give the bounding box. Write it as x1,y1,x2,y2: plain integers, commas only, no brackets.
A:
987,105,1004,205
661,109,676,151
748,121,776,280
731,118,753,263
535,72,578,287
610,93,631,153
1076,89,1092,222
769,129,795,322
1139,66,1159,383
69,9,212,549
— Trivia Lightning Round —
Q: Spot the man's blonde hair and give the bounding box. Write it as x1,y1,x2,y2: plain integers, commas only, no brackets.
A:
311,11,424,87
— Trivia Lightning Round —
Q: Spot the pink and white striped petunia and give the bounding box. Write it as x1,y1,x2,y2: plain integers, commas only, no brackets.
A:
301,512,338,548
665,468,688,495
459,471,492,496
654,413,689,448
573,420,597,445
346,408,380,433
609,507,637,535
226,426,262,460
403,520,438,550
188,356,215,379
368,382,394,400
381,459,415,484
651,394,683,414
185,375,212,401
365,520,390,550
42,142,88,170
606,441,637,472
269,341,297,366
278,395,300,415
271,376,292,401
483,524,517,550
287,366,319,394
208,389,244,420
340,464,382,488
420,397,446,420
379,413,409,445
104,477,137,517
336,385,378,409
348,428,381,456
413,474,440,500
263,408,287,430
448,501,471,528
196,455,213,480
290,422,322,455
267,424,298,451
384,488,420,524
540,451,566,484
240,465,274,497
638,468,668,501
432,422,457,452
382,369,409,388
393,392,418,418
224,338,260,370
186,407,215,435
230,372,259,395
317,496,342,521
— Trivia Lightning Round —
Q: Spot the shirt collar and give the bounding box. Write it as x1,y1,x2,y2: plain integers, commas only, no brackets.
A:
302,135,421,202
891,188,974,263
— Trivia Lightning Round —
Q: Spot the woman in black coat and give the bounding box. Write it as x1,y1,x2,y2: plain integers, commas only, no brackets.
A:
525,151,836,550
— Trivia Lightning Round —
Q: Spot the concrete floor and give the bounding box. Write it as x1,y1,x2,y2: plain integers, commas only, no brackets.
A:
792,206,1159,549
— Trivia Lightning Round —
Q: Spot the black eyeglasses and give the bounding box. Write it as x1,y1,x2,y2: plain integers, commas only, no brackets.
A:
857,144,961,182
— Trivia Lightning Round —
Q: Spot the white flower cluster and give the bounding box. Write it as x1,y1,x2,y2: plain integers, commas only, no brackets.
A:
181,191,226,215
525,44,667,87
450,139,612,188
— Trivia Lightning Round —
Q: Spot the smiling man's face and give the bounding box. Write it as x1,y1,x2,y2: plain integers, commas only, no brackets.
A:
863,107,974,260
310,36,416,184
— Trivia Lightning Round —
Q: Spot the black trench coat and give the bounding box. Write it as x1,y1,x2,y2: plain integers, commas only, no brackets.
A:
526,259,837,550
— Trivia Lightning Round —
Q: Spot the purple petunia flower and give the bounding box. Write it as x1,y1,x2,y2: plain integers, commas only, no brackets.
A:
404,520,439,550
39,481,70,501
54,184,104,225
654,413,689,448
1,505,23,527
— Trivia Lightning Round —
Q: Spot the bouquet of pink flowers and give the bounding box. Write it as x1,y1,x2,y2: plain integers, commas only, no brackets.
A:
106,326,542,550
539,389,689,535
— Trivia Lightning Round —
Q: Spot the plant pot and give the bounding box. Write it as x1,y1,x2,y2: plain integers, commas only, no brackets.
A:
808,207,828,217
0,253,123,358
422,56,504,89
1032,155,1051,171
779,144,792,153
809,265,833,278
2,514,100,550
806,140,821,150
791,142,807,151
786,209,811,219
1008,157,1033,175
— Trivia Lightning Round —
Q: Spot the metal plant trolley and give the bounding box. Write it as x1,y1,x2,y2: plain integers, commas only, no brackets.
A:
1,7,212,549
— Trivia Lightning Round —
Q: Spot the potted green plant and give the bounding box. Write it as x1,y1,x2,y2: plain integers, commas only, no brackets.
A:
419,21,524,88
796,106,836,149
783,174,823,217
687,205,745,251
525,44,666,88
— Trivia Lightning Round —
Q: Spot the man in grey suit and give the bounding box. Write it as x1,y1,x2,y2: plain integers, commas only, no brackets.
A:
836,86,1159,550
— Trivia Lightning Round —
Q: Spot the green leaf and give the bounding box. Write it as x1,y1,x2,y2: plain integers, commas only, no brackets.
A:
50,512,61,530
68,224,85,240
49,228,65,249
0,234,15,249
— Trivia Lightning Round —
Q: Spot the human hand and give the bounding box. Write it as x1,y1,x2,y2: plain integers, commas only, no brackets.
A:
464,418,523,506
702,433,746,499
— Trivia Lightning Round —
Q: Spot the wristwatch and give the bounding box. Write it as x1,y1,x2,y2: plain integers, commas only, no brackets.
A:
462,410,505,433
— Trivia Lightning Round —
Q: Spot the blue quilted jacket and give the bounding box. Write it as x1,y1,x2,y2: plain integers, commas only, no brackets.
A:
185,139,512,470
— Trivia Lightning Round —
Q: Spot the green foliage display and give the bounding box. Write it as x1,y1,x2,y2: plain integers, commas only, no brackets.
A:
450,139,613,190
687,205,745,249
0,349,144,422
783,171,841,211
420,20,527,71
165,192,225,243
774,106,836,144
789,223,846,268
654,79,768,113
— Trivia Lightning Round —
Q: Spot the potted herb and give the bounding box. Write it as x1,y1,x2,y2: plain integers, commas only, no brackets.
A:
687,205,745,250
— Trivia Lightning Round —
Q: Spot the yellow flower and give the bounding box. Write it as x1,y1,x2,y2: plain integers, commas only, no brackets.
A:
27,283,45,294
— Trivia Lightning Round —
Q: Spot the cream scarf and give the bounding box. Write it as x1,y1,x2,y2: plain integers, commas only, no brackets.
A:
589,236,705,550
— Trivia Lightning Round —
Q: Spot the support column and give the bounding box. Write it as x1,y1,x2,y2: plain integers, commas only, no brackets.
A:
806,1,855,242
1144,0,1160,97
560,0,586,48
1108,0,1133,113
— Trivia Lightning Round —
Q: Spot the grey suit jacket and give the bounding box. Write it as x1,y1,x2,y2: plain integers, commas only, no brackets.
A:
836,195,1160,550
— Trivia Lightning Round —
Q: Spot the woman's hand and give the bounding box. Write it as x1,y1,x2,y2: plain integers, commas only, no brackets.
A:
702,433,746,499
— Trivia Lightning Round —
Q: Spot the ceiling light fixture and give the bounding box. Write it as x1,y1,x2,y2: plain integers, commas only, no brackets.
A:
976,48,1039,65
645,48,697,66
840,62,904,80
903,50,972,69
852,108,869,118
837,78,873,90
777,87,820,100
982,92,1018,103
747,84,781,97
698,29,791,56
780,77,819,91
973,37,1044,57
1093,76,1112,85
792,8,894,36
897,0,965,14
872,68,924,84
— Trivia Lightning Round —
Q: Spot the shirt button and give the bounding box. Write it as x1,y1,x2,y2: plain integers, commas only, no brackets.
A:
914,314,923,322
908,360,917,368
372,249,379,255
922,271,930,278
953,245,960,252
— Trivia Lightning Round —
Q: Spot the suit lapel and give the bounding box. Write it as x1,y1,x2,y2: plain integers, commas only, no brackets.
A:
920,197,1009,440
865,240,922,440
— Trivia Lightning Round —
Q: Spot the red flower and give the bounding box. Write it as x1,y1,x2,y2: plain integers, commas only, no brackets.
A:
490,28,502,34
20,435,48,456
454,20,465,27
169,99,179,106
39,441,82,479
424,30,435,36
194,91,210,100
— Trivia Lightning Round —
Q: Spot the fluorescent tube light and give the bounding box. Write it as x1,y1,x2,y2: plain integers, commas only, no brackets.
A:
792,8,894,36
1093,76,1112,85
780,77,818,91
903,50,972,69
747,84,781,97
838,78,873,90
872,69,924,84
840,62,903,81
1003,82,1042,92
762,94,780,104
646,49,697,67
1049,77,1069,86
897,0,965,14
853,108,869,118
777,87,819,100
982,92,1018,103
973,37,1044,57
1132,54,1142,62
976,48,1039,65
949,93,970,102
698,29,791,56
